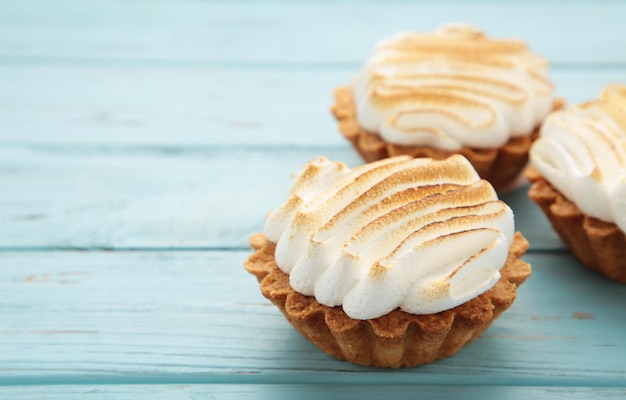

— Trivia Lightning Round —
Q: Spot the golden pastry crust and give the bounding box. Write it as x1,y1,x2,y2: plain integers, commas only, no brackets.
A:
244,232,531,368
526,166,626,283
331,86,563,192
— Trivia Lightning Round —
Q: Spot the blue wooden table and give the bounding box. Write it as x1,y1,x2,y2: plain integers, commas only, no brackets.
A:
1,1,626,398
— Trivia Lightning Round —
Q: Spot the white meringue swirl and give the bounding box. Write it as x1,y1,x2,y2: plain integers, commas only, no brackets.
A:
530,83,626,232
352,23,554,150
265,155,515,319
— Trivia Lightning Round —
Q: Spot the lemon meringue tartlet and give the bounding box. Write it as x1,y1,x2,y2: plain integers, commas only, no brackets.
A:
244,155,532,368
527,84,626,283
331,23,560,191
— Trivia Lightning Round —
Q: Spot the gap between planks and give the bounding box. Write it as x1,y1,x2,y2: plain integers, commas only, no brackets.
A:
2,56,626,71
0,246,569,254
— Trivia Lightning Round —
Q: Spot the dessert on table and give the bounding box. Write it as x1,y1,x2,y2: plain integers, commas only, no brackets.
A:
527,83,626,284
332,23,560,191
245,155,531,367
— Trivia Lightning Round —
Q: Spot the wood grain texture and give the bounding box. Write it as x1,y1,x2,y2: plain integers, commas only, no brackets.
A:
0,67,625,146
0,146,563,250
1,0,625,65
2,385,626,400
1,251,625,386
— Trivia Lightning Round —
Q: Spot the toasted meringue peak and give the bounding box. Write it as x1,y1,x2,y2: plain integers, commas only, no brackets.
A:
352,24,554,150
530,83,626,232
265,155,514,319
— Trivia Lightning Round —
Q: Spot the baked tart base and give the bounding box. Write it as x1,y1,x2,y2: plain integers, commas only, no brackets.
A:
527,166,626,284
244,232,531,368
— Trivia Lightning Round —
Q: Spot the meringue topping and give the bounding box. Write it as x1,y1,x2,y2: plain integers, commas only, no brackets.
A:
530,83,626,233
352,24,554,150
265,155,515,319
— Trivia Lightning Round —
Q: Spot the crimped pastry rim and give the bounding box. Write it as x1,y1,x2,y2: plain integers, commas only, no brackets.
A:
244,232,531,368
526,166,626,283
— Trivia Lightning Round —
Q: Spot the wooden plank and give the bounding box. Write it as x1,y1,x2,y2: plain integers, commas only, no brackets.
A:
1,385,626,399
0,146,562,250
1,251,625,385
1,67,625,146
0,66,347,146
1,1,625,65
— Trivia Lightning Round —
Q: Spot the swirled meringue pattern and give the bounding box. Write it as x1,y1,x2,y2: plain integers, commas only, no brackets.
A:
530,83,626,232
352,24,554,150
265,155,515,319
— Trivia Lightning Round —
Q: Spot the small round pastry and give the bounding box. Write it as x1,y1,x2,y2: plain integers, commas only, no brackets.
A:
331,23,560,191
527,83,626,284
244,155,531,368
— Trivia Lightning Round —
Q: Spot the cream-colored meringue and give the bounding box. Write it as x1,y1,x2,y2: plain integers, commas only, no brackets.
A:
352,24,554,150
265,155,515,319
530,83,626,232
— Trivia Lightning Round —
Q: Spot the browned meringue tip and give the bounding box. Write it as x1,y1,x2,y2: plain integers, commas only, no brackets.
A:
526,167,626,284
331,86,563,192
244,232,531,368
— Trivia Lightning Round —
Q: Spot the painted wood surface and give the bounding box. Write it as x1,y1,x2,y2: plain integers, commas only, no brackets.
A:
2,385,626,400
0,146,563,250
1,251,625,386
1,0,625,64
2,0,626,397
